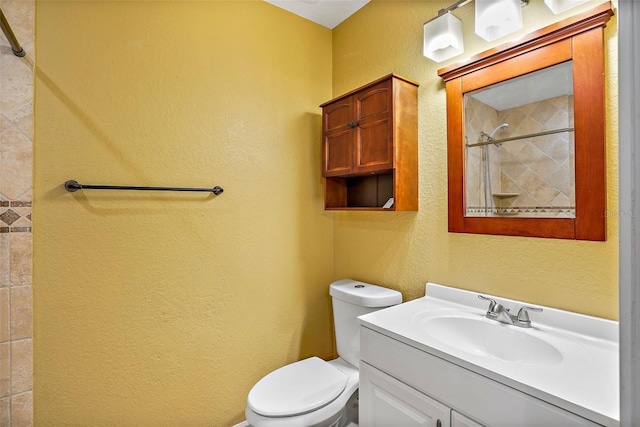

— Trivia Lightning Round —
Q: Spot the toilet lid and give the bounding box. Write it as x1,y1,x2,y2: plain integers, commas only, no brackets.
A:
247,356,348,417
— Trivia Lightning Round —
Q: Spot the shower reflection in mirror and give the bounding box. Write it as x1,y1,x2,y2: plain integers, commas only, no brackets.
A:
464,61,575,218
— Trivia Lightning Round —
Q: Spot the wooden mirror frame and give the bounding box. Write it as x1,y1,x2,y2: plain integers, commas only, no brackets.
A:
438,2,613,240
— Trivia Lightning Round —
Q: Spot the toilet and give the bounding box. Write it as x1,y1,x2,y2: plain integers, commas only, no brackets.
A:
245,279,402,427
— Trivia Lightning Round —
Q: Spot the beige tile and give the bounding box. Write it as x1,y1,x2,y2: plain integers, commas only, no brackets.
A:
546,166,572,196
465,169,481,207
499,108,526,131
0,0,35,41
0,342,9,398
11,391,32,427
12,216,31,228
0,115,10,133
514,116,544,136
501,172,517,193
545,139,570,165
532,180,561,206
516,191,537,208
550,192,571,208
530,154,561,183
545,109,570,129
532,134,559,154
517,102,537,117
0,127,32,200
501,138,526,157
0,397,9,426
516,170,544,201
10,339,31,394
0,288,8,342
0,53,33,120
10,287,31,340
10,233,31,286
557,211,575,218
547,95,569,111
12,102,34,139
499,153,524,181
530,100,557,126
517,143,545,166
0,234,9,288
568,96,574,125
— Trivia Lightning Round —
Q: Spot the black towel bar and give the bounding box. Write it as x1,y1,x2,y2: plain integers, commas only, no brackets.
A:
64,180,223,195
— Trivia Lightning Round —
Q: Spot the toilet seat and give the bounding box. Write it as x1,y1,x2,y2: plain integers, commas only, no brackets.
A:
247,356,348,417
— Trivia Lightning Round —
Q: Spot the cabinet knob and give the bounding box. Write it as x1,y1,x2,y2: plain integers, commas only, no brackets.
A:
436,420,442,427
346,122,358,128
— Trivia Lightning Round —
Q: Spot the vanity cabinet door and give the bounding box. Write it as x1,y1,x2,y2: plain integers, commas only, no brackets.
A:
452,411,485,427
360,361,451,427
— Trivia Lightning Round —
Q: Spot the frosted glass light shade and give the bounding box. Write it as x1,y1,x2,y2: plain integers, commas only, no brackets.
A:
475,0,522,42
423,12,464,63
544,0,589,14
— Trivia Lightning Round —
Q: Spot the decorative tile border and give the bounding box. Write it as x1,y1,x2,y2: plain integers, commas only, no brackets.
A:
0,202,31,233
466,206,576,217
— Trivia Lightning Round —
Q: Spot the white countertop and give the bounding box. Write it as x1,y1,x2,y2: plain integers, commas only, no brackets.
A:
359,283,619,426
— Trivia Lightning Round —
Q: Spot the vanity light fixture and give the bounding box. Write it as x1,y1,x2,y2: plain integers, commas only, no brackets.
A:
423,10,465,63
543,0,589,14
475,0,526,41
423,0,530,63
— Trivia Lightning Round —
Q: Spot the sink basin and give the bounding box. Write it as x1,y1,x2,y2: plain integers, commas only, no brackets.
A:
421,315,563,366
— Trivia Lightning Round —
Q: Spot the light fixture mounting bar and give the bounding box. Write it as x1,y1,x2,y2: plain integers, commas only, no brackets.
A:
438,0,472,16
433,0,529,18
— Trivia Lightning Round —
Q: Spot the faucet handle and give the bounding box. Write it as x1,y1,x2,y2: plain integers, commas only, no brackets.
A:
516,306,543,325
478,295,497,312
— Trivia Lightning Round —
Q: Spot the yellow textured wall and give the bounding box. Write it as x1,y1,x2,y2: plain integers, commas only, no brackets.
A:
33,0,619,424
33,1,333,425
332,0,619,319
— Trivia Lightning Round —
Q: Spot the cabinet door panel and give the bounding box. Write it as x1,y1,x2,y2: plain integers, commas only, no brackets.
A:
323,130,353,176
356,82,391,121
324,101,352,132
452,411,485,427
360,362,451,427
356,119,393,172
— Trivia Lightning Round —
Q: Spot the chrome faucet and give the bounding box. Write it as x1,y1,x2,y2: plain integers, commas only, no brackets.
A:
478,295,543,328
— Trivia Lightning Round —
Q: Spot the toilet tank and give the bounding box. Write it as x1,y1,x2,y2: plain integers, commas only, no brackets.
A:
329,279,402,368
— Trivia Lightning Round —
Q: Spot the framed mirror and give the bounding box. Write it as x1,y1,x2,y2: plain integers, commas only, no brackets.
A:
438,2,613,240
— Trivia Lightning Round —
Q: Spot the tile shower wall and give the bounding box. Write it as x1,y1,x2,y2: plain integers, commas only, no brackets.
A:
0,0,34,425
498,96,575,216
465,96,501,214
465,95,575,217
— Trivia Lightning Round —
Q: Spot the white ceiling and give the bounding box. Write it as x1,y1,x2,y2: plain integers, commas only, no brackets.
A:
264,0,370,29
470,61,574,111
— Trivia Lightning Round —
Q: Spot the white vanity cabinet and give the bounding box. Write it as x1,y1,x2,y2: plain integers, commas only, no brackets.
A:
360,361,451,427
360,360,486,427
360,327,602,426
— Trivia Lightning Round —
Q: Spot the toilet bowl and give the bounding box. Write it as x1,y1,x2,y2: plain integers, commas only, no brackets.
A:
245,357,359,427
245,279,402,427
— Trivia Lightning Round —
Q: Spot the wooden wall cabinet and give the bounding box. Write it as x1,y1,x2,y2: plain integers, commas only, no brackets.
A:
320,74,419,211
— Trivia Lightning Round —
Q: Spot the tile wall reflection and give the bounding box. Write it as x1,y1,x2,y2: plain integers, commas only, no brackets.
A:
465,95,575,218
